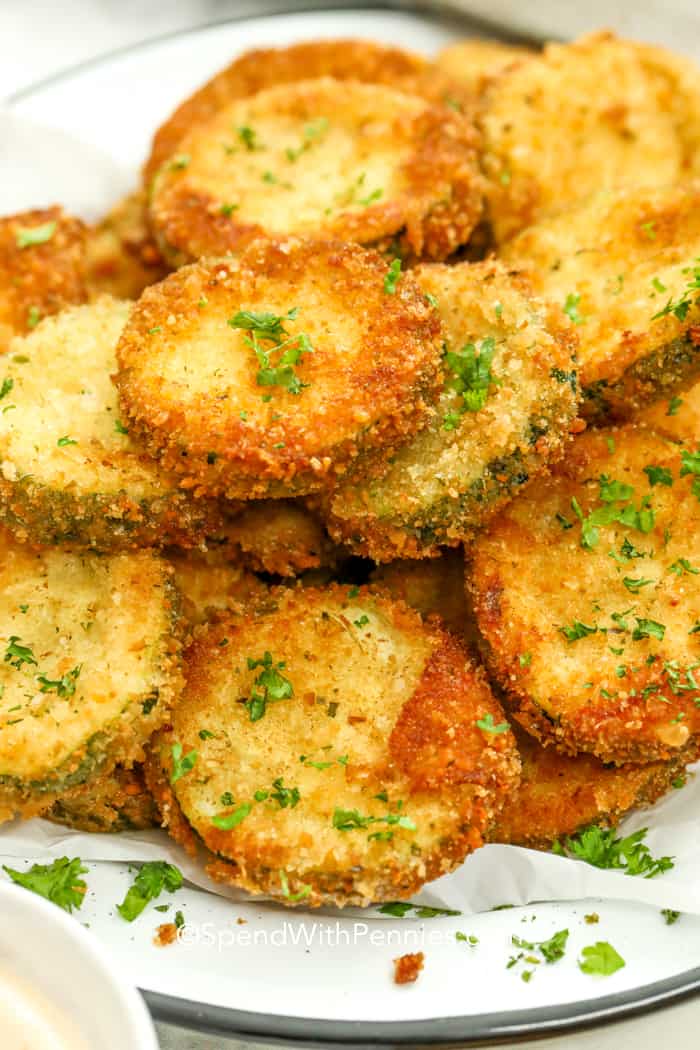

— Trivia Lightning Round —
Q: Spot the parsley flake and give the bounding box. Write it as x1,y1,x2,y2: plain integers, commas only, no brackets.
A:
16,221,57,249
3,857,87,912
117,861,183,922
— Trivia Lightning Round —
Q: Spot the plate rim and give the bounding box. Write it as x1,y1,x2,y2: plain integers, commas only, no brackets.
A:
8,2,700,1042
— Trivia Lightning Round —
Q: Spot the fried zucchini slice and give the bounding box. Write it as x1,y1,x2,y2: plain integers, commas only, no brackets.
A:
168,548,266,626
502,183,700,420
148,77,483,265
471,424,700,764
146,585,519,908
0,531,182,821
323,259,580,560
224,500,339,577
115,240,443,500
435,38,533,93
144,38,476,187
85,191,168,301
634,43,700,178
0,297,221,550
0,208,86,353
370,549,472,638
640,381,700,444
45,764,158,833
488,729,694,849
480,32,690,244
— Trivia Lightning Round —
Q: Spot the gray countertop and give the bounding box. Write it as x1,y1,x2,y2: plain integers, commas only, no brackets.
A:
2,2,699,1046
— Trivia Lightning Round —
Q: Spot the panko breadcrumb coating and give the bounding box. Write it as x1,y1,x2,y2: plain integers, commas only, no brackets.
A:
115,240,443,500
472,424,700,763
0,529,182,822
148,77,483,265
146,585,519,908
0,297,222,550
168,547,266,627
144,38,476,186
323,258,580,560
45,764,159,833
224,500,340,577
435,38,533,93
639,381,700,444
480,32,696,244
489,729,696,849
0,208,86,353
84,191,168,301
502,183,700,420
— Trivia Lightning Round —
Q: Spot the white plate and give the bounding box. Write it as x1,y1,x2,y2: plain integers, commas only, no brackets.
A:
5,5,700,1043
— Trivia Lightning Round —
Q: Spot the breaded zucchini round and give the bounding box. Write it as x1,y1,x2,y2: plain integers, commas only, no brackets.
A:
634,43,700,178
479,32,689,244
0,297,221,550
435,38,533,93
144,38,476,187
0,530,181,821
225,499,339,576
502,183,700,420
370,549,472,638
168,547,266,626
471,424,700,764
85,191,168,301
0,207,86,352
323,259,580,560
148,77,483,265
45,764,158,833
146,585,519,908
640,381,700,444
488,729,695,849
115,240,443,499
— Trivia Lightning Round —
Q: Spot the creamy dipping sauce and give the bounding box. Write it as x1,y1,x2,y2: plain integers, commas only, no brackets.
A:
0,965,90,1050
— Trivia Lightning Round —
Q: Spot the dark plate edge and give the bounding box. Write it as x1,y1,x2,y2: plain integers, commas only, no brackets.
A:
9,1,699,1043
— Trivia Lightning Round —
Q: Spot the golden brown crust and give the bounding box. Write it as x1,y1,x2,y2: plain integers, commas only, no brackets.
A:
115,240,443,499
149,584,519,907
479,32,691,244
323,258,581,560
144,39,477,186
370,549,475,642
85,191,168,301
0,298,223,550
639,380,700,443
148,77,483,265
167,547,266,626
223,499,340,577
502,183,700,420
0,208,87,353
435,39,533,94
45,764,159,832
488,729,695,848
471,424,700,763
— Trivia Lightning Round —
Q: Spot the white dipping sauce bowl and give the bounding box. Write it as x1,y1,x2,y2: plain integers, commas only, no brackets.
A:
0,880,158,1049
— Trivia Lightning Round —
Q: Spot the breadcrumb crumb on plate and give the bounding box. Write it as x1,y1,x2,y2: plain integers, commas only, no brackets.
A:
146,584,519,908
148,76,483,265
0,297,222,550
115,240,443,499
502,183,700,420
0,207,87,353
471,424,700,763
144,38,477,187
323,258,580,560
0,529,182,822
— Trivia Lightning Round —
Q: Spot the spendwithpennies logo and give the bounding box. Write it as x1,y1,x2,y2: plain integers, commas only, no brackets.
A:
176,920,451,951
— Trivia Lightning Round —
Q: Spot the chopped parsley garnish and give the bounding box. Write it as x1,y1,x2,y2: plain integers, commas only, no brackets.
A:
519,652,532,667
669,558,698,576
667,396,683,416
333,804,416,837
644,465,673,487
456,932,479,945
37,665,81,699
572,476,654,550
279,870,311,902
475,713,510,734
563,292,585,325
652,258,700,322
170,742,198,784
443,337,498,428
578,941,625,977
3,857,87,912
662,909,681,925
220,202,239,216
559,620,598,642
229,308,313,396
631,617,665,641
4,636,37,670
116,861,183,922
553,825,673,878
237,125,261,151
243,652,293,721
285,118,329,162
680,447,700,501
113,419,129,436
15,221,57,249
622,576,654,593
378,902,461,918
169,153,190,170
256,777,300,809
353,614,370,629
57,435,77,447
384,258,402,295
0,378,14,401
212,803,252,830
508,929,569,979
27,305,41,328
